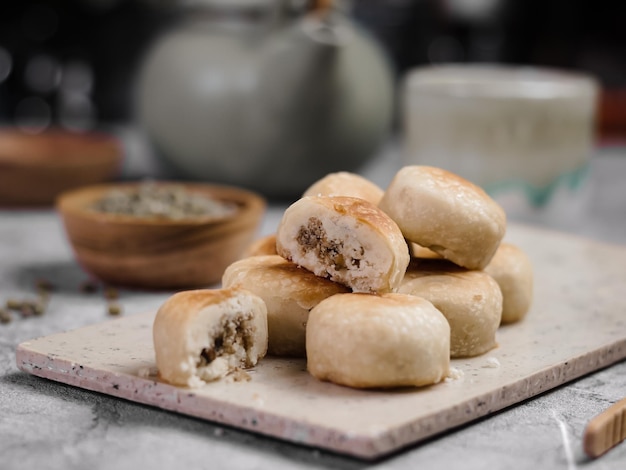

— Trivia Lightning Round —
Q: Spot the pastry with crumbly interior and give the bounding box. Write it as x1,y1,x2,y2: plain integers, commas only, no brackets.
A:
302,171,384,205
399,259,502,358
306,292,450,388
379,166,506,270
276,196,410,294
153,287,267,388
484,242,534,324
222,255,349,357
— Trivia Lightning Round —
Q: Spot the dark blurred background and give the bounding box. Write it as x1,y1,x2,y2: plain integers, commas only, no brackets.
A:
0,0,624,140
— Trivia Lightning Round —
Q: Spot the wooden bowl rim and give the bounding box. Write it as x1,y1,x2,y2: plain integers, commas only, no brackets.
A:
0,129,123,169
56,182,266,227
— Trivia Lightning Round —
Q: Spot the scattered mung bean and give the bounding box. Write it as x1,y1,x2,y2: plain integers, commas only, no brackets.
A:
20,302,35,317
36,279,55,293
1,278,130,324
6,299,21,310
0,309,11,324
104,287,119,300
80,280,99,293
107,303,122,316
33,300,46,316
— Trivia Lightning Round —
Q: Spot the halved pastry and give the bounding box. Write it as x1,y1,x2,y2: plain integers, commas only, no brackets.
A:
276,196,410,294
153,288,268,387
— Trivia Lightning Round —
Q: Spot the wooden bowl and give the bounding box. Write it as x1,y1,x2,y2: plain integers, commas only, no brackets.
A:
0,128,123,206
56,182,266,289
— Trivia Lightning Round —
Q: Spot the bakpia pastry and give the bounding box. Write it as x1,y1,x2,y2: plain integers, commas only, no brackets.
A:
153,288,268,387
222,255,349,357
306,293,450,388
276,196,410,293
484,242,534,324
302,171,384,205
399,260,502,357
243,233,278,257
379,166,506,269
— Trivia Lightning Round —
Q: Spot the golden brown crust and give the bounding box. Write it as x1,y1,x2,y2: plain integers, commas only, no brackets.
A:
223,255,350,309
318,196,403,239
156,288,237,322
302,172,384,205
222,255,349,357
379,165,506,269
276,196,410,293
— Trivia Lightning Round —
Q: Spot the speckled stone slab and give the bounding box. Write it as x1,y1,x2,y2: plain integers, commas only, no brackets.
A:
15,224,626,459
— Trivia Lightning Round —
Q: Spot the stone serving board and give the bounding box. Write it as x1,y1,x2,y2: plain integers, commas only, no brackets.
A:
15,224,626,459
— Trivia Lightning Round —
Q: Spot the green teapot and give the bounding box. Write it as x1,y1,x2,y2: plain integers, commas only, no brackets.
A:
135,0,394,198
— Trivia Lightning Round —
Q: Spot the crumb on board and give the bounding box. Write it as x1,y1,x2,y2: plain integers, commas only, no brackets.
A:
137,366,158,378
482,357,501,368
444,367,464,382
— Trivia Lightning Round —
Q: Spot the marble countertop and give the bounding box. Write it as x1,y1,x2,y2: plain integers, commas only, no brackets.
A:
1,142,625,470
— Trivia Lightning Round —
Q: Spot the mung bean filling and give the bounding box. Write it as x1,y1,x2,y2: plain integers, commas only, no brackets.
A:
90,182,238,220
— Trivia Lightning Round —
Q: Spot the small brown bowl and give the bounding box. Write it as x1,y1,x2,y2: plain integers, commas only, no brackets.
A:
0,128,123,206
56,182,266,289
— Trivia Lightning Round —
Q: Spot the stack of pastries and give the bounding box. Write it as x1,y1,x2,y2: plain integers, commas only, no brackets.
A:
153,168,533,389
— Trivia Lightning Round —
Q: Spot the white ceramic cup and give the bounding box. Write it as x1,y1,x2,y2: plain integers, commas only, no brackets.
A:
402,65,599,220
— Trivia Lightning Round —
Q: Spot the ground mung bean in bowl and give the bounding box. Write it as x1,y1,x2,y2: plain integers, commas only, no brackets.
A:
56,182,266,289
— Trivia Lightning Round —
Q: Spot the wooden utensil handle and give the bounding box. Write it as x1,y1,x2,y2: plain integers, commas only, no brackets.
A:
313,0,333,14
583,397,626,458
